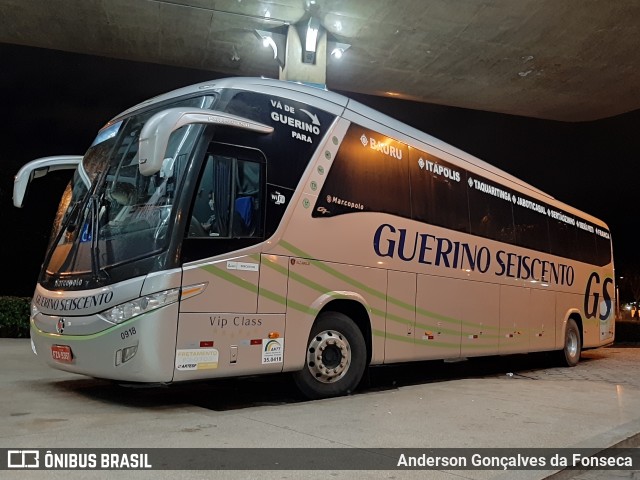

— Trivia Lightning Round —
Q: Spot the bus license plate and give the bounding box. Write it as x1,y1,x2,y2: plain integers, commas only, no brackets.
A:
51,345,73,363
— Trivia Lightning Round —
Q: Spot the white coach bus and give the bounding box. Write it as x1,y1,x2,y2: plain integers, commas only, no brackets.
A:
14,77,614,399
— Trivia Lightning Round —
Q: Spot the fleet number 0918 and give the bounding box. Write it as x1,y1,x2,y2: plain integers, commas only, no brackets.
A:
121,327,137,340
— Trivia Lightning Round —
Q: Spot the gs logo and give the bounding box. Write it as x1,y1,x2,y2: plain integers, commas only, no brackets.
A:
583,272,613,320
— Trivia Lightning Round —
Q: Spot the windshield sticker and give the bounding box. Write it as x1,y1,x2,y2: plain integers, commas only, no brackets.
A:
91,120,122,147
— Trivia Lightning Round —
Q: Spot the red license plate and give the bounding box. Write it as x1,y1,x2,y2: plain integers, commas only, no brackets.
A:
51,345,73,363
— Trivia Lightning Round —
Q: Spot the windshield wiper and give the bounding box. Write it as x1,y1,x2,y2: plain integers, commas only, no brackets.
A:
89,194,110,283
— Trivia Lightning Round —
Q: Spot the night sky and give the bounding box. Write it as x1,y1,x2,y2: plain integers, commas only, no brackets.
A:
2,43,638,298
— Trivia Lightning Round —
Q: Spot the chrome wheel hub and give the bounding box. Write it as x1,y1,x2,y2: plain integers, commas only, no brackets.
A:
567,329,578,358
305,329,351,383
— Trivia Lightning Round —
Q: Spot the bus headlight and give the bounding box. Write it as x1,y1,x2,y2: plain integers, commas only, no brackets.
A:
99,288,180,324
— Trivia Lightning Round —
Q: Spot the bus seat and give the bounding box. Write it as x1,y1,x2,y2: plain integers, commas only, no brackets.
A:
233,196,253,235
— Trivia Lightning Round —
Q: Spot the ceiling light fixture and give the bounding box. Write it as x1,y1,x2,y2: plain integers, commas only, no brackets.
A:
329,42,351,60
254,29,286,68
305,23,319,52
301,17,322,64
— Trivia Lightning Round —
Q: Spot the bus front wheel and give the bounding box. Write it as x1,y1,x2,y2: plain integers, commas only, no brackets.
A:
559,318,582,367
293,312,367,400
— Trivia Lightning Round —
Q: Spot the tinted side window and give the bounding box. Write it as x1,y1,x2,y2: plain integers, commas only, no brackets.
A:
313,124,410,218
409,147,469,232
188,153,263,239
308,122,612,267
467,175,515,244
574,223,598,264
549,217,576,259
182,144,265,262
512,195,550,252
595,230,612,265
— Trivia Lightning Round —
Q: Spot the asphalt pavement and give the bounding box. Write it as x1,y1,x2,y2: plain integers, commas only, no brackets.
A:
1,337,639,480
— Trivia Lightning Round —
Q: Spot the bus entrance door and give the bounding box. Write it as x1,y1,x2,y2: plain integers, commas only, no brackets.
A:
384,270,416,362
175,256,285,379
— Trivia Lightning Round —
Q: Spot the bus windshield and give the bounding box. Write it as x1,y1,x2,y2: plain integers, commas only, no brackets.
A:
45,95,214,280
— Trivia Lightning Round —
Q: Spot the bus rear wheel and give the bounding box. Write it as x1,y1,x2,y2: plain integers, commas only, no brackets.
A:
293,312,366,400
559,318,581,367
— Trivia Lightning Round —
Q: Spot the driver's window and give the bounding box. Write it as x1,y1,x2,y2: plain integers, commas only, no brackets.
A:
188,149,263,239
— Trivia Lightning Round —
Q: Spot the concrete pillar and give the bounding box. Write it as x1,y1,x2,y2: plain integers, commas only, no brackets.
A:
279,24,327,88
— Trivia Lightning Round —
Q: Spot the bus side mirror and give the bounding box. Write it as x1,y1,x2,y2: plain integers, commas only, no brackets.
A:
13,155,84,207
138,107,274,176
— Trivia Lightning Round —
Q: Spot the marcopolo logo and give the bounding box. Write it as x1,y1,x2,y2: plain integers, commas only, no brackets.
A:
325,195,364,211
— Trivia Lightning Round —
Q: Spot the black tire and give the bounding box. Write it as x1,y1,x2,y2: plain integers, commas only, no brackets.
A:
559,318,582,367
293,311,367,400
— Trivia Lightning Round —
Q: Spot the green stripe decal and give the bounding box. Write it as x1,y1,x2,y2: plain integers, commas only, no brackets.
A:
278,240,500,332
200,263,317,316
201,264,258,294
282,241,387,301
200,243,518,350
201,248,524,350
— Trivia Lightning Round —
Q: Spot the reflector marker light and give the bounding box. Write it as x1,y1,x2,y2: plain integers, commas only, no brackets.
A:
181,282,208,300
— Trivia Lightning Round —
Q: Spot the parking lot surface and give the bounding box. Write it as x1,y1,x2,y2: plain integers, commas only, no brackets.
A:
1,338,639,480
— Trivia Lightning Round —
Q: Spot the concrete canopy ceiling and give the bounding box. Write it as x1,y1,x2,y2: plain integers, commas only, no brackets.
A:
1,0,639,121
